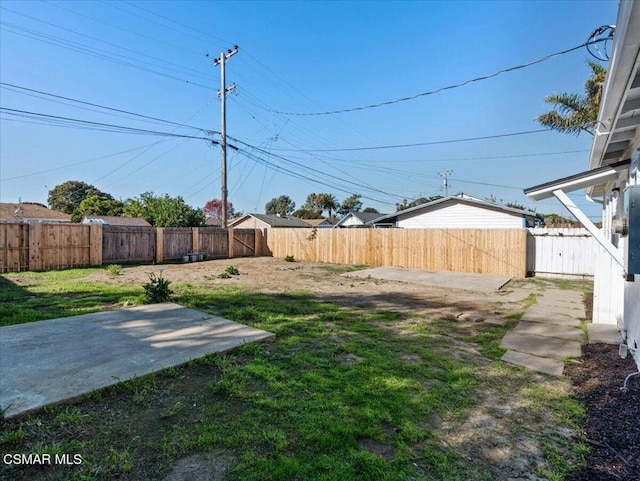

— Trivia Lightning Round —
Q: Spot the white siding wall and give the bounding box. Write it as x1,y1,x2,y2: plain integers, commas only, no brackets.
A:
397,203,523,229
527,228,597,277
625,152,640,367
593,177,626,327
340,216,364,227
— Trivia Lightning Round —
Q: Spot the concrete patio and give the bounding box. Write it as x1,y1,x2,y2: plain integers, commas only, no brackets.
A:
0,303,274,418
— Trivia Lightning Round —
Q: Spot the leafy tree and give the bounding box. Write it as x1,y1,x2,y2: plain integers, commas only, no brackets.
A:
536,61,606,135
203,198,235,220
362,207,380,214
396,196,442,212
265,195,295,217
123,192,204,227
70,195,124,222
302,193,323,214
291,208,324,219
544,213,577,226
338,194,363,215
48,181,109,214
505,201,535,213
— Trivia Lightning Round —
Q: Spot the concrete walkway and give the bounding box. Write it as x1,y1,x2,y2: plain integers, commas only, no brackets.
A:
343,267,512,292
0,303,274,418
500,289,585,376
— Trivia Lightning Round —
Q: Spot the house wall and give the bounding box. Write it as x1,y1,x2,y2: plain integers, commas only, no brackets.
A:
232,217,268,230
593,177,626,327
340,216,364,227
624,150,640,367
397,203,523,229
594,150,640,368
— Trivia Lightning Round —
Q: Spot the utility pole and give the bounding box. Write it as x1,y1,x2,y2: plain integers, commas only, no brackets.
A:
439,170,452,197
213,45,238,228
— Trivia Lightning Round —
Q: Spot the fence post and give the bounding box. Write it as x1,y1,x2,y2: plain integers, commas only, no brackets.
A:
227,228,234,258
254,229,262,257
156,227,164,264
89,224,103,266
192,227,200,254
28,222,44,271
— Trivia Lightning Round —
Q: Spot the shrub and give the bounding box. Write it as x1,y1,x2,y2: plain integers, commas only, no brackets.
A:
218,266,239,279
142,270,173,303
105,264,123,278
284,255,295,262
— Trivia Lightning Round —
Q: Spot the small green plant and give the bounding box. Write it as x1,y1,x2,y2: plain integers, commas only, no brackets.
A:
225,266,240,275
218,266,239,278
105,264,123,278
284,255,295,262
142,270,173,303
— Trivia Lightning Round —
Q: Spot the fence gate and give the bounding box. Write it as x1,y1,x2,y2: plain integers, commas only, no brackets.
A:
527,227,597,278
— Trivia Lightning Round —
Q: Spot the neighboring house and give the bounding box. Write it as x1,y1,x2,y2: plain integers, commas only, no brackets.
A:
81,216,151,227
0,203,70,223
334,211,387,228
229,213,311,229
372,195,541,228
525,1,640,370
299,218,335,228
204,217,222,227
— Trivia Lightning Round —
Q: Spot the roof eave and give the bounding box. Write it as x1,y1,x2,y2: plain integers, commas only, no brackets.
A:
586,0,640,196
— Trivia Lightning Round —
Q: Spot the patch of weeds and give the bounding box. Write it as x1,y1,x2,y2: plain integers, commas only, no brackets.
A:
53,406,85,425
105,447,133,474
537,436,586,481
225,266,240,276
105,264,123,278
506,311,525,321
314,263,369,274
0,427,26,445
284,255,295,262
218,266,240,278
142,269,173,303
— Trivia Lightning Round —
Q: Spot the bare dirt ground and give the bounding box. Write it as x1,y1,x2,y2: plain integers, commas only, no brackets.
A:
78,258,640,479
95,257,517,318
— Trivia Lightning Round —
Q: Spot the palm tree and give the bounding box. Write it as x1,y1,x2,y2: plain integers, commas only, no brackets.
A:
318,193,338,218
536,61,606,135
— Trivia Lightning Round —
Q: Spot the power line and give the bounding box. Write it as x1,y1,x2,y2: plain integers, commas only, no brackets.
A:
0,143,161,182
0,83,213,132
0,107,218,140
0,20,213,90
271,129,552,152
241,37,610,116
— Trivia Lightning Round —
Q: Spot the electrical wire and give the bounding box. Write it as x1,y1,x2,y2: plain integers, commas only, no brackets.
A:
0,107,217,140
270,129,552,152
0,83,215,133
240,38,612,116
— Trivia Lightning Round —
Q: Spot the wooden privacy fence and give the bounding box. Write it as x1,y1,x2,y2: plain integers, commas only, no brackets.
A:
1,223,594,279
0,223,264,272
527,227,597,278
0,223,102,272
266,228,528,277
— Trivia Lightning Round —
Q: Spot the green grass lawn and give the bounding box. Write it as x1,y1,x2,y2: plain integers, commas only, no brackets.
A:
0,268,588,481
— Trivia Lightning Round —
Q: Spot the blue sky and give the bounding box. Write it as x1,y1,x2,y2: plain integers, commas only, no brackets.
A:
0,0,619,219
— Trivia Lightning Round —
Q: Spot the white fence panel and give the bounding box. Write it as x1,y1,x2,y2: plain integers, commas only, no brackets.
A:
527,228,597,278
